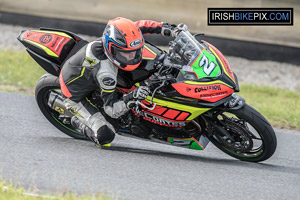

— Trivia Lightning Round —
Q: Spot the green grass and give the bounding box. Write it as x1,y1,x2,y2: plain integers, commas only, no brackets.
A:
0,49,299,130
239,85,300,130
0,50,44,88
0,181,112,200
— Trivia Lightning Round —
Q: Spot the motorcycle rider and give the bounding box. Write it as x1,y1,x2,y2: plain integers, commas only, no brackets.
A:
59,17,188,146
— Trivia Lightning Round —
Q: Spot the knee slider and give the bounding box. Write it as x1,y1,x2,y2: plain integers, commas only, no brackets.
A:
97,125,115,145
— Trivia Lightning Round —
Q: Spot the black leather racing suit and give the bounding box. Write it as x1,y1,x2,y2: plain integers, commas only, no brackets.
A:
59,20,164,144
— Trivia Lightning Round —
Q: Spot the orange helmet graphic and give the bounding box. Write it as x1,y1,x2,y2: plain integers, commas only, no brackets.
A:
103,17,144,71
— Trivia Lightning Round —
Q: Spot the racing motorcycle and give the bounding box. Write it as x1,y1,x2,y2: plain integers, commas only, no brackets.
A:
17,27,277,162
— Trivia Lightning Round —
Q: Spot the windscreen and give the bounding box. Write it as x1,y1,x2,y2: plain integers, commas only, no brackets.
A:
171,31,222,80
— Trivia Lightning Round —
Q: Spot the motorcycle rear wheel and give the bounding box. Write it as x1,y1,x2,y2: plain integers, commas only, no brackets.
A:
35,73,87,140
208,104,277,162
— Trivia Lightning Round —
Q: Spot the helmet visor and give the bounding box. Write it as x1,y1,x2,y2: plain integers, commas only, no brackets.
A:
114,47,143,66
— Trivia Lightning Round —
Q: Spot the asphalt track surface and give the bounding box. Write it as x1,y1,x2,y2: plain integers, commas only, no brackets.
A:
0,91,300,200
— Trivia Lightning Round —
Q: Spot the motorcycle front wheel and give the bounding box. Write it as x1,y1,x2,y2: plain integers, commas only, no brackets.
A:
207,104,277,162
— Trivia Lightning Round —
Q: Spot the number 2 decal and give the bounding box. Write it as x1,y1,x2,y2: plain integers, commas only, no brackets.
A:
199,55,216,76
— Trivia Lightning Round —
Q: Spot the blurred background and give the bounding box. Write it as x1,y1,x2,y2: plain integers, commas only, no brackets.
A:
0,0,299,47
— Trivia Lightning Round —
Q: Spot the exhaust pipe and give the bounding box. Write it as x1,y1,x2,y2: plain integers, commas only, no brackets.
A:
47,92,73,117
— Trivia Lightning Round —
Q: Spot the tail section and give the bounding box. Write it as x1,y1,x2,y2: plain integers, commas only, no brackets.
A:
17,28,87,76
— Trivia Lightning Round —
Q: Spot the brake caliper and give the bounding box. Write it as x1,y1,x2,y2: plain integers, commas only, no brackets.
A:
220,118,253,153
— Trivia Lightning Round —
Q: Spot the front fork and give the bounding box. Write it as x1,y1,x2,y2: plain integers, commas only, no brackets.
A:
202,93,246,138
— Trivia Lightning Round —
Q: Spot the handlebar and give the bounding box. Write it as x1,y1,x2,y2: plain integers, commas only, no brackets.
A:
134,34,194,111
135,30,207,111
155,53,183,70
162,59,183,69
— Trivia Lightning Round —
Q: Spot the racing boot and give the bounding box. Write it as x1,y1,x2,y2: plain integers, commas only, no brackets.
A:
64,98,115,146
71,115,115,146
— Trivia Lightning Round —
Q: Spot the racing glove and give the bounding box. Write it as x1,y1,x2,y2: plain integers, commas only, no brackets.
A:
161,22,189,37
123,86,151,109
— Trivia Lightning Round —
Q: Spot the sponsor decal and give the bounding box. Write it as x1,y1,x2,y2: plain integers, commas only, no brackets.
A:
223,58,232,74
26,32,32,37
195,85,221,93
200,91,228,99
172,82,234,102
85,57,97,66
186,87,192,92
168,137,204,150
40,34,53,44
55,37,65,52
54,106,64,114
134,107,185,127
102,77,116,86
23,31,72,57
130,39,142,48
169,138,192,146
51,37,60,48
